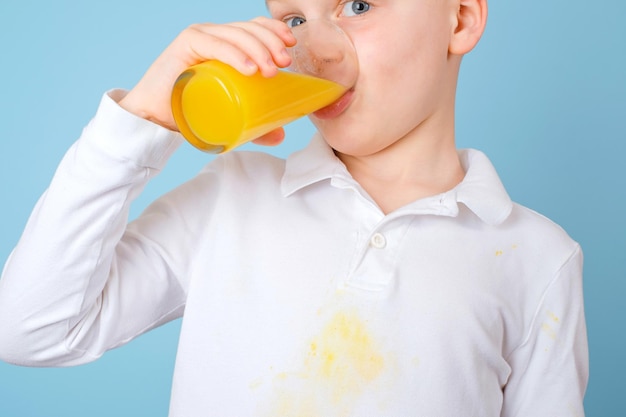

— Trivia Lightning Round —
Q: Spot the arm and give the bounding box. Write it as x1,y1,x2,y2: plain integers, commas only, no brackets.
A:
0,91,186,366
0,17,295,366
502,244,589,417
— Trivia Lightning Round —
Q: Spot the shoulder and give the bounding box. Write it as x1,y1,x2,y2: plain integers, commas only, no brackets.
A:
504,202,582,268
507,203,577,246
198,150,287,188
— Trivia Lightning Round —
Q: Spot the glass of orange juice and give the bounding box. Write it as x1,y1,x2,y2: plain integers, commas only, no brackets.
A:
171,19,359,153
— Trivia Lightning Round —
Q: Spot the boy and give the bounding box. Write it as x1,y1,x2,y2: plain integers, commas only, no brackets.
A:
0,0,588,415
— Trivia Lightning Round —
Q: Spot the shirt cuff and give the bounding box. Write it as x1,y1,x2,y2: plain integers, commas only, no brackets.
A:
81,89,184,170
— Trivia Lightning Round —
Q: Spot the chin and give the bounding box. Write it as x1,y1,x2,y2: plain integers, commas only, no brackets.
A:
315,125,354,152
312,107,390,157
320,132,384,158
313,117,358,146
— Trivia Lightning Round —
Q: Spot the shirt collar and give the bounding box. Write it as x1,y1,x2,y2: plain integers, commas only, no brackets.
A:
281,135,513,226
281,133,352,195
453,149,513,225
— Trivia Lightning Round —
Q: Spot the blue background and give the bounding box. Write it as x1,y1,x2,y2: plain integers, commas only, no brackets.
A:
0,0,624,415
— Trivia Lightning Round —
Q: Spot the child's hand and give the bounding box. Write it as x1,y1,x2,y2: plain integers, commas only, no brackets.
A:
118,17,295,146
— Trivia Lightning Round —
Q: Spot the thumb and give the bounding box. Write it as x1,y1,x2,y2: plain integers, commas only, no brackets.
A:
252,127,285,147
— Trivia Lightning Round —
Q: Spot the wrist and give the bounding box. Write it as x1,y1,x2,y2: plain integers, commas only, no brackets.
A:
118,88,178,132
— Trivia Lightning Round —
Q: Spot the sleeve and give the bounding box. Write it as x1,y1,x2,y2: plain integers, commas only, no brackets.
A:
0,90,193,367
502,244,589,417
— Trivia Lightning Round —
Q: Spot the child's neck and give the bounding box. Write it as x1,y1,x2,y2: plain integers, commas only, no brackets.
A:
336,134,464,215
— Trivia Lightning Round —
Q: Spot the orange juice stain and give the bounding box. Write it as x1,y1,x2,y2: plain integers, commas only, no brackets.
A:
264,310,385,417
541,323,557,340
548,311,560,324
307,311,384,385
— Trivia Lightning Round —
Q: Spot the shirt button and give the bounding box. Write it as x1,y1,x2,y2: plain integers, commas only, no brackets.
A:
370,233,387,249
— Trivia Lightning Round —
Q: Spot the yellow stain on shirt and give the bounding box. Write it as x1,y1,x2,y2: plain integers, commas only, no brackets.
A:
496,244,519,257
541,323,557,340
540,311,561,352
263,310,385,416
548,311,560,324
249,378,263,390
307,312,384,389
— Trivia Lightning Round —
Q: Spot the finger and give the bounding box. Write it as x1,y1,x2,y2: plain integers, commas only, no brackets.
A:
252,127,286,147
232,19,295,69
188,21,292,77
177,24,261,76
250,16,297,48
213,25,280,77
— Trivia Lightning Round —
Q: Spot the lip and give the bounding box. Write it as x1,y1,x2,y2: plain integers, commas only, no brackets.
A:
313,89,355,120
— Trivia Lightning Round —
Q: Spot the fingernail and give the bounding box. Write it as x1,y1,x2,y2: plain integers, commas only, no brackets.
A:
245,59,257,68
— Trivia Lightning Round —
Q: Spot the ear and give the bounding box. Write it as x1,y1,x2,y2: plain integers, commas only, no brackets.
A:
449,0,488,55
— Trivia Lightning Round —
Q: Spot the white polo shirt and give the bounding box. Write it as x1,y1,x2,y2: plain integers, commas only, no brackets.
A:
0,91,588,417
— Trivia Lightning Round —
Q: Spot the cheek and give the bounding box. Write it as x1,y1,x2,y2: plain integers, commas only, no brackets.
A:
362,31,450,112
356,28,433,90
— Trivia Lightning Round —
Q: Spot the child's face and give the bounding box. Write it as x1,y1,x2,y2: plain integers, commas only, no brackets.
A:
267,0,461,157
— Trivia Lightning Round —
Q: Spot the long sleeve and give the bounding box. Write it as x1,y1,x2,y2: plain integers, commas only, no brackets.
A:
0,90,188,366
502,244,588,417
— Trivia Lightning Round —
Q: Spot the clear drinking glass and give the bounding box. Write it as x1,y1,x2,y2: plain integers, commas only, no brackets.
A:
170,19,358,153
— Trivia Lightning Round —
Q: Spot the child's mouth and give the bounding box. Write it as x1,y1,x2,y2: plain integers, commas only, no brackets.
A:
312,89,354,120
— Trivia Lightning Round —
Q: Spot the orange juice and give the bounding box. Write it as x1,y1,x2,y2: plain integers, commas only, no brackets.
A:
171,61,347,153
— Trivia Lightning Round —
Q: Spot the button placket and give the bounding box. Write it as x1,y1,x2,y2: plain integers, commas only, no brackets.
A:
344,216,415,293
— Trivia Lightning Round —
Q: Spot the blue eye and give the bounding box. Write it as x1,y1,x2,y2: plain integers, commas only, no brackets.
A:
342,0,371,17
285,16,306,28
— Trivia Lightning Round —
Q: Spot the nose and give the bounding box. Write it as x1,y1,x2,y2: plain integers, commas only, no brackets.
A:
296,39,346,77
288,19,358,88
